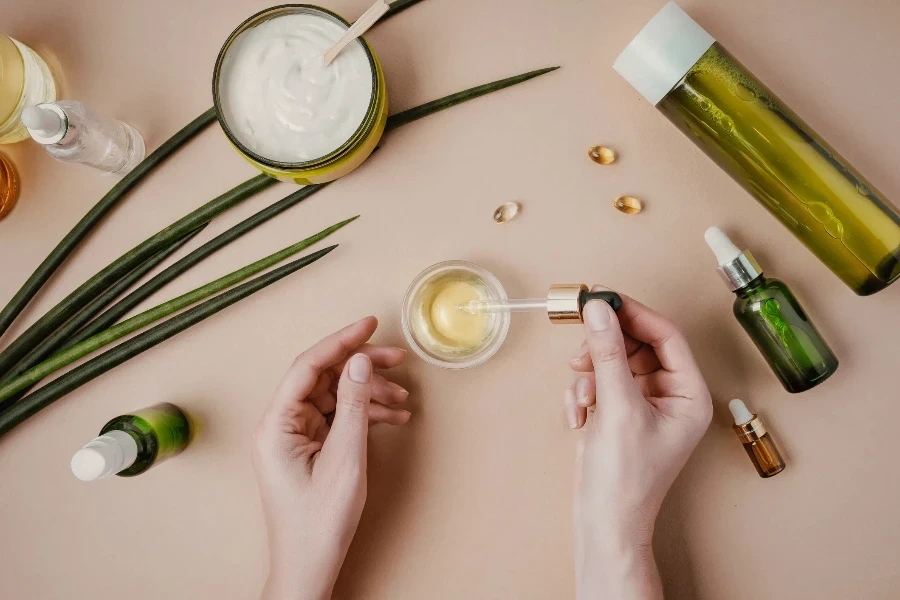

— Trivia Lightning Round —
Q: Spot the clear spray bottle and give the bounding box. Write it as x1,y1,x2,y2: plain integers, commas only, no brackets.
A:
22,101,145,175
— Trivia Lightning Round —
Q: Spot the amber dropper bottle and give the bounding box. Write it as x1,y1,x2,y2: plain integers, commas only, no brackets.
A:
729,399,785,478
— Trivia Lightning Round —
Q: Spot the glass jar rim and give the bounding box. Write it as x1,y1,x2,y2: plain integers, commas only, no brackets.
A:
401,260,511,370
211,4,380,169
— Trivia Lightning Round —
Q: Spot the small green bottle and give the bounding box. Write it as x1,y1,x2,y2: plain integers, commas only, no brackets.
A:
705,227,838,393
71,403,191,481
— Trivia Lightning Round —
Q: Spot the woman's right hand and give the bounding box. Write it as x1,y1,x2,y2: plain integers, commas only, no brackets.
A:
566,291,712,600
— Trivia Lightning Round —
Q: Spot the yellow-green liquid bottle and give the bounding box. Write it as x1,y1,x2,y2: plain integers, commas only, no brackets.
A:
71,403,191,481
615,3,900,295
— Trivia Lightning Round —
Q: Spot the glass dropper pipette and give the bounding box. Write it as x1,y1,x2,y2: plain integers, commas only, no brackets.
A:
458,298,548,314
458,285,622,324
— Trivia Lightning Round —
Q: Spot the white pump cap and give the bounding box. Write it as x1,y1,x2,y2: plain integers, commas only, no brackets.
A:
704,226,742,265
728,399,754,426
22,103,68,144
71,430,138,482
613,2,715,105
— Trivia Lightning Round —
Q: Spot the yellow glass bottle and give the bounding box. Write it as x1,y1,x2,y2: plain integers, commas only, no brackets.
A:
0,34,57,144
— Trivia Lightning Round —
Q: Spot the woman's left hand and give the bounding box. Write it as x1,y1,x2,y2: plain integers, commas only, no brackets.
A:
253,317,411,600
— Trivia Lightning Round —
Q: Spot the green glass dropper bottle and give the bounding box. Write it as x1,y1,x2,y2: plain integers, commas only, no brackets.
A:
705,227,838,393
71,403,191,481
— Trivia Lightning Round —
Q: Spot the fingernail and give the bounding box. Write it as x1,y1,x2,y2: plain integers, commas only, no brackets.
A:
571,343,589,362
575,378,589,402
349,354,372,383
584,301,611,332
391,382,409,397
567,409,578,429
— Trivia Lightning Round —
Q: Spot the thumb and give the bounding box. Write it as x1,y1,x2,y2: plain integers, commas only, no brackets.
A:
321,353,373,466
582,300,636,408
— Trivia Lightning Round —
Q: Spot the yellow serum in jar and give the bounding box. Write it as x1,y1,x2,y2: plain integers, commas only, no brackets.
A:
409,271,495,357
429,280,489,349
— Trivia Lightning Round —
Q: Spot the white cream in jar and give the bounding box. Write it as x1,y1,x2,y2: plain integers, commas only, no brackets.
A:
218,12,374,163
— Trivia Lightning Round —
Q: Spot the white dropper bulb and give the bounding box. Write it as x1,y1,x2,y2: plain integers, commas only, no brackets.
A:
22,105,64,138
704,226,742,266
728,399,754,425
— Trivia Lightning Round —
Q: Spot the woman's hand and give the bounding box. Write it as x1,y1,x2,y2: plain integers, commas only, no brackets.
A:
253,317,411,600
566,292,712,600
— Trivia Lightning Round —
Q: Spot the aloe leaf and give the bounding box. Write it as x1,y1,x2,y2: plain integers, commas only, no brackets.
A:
0,225,208,386
0,174,277,377
385,66,560,130
0,219,355,407
0,246,338,437
0,108,217,339
62,184,330,354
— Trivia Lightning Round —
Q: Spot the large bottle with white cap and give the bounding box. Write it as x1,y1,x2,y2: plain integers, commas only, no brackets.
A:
23,100,145,175
615,2,900,296
71,403,190,481
705,226,838,393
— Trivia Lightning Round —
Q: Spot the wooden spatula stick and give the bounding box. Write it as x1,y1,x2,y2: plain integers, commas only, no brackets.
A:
322,0,390,66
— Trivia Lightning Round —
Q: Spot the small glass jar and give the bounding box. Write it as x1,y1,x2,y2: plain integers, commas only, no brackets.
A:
402,261,510,369
212,5,388,185
0,152,18,220
0,34,56,144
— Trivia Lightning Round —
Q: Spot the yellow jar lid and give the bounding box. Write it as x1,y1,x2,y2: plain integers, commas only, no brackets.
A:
0,35,25,126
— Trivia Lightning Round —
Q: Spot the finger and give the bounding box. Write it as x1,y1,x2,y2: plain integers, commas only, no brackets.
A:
615,295,700,374
320,353,374,467
574,376,595,409
270,317,378,416
582,299,638,407
564,385,585,430
331,344,407,372
267,401,327,456
569,332,646,372
628,344,664,376
330,373,408,406
368,403,412,425
573,436,585,572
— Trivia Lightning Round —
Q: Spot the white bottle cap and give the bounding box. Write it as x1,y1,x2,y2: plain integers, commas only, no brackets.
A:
22,103,68,144
728,399,754,426
613,2,715,105
704,226,742,265
71,430,138,482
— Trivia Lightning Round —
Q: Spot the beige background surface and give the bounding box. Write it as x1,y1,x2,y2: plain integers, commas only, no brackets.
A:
2,0,899,598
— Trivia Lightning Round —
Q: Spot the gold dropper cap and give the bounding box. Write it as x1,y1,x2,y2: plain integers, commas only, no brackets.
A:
547,284,622,324
547,284,587,323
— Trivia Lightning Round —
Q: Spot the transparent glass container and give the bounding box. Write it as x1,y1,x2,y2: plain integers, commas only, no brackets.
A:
25,101,145,175
0,35,56,144
0,151,18,220
402,261,510,369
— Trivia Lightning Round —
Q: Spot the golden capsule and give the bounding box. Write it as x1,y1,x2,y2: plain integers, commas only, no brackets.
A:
614,196,643,215
588,146,616,165
493,201,520,224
